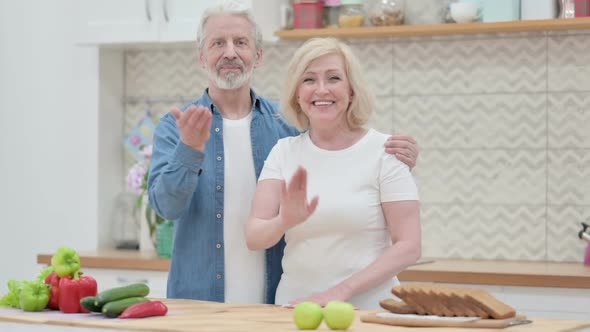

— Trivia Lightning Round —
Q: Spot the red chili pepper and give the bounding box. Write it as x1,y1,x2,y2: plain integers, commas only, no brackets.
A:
119,301,168,319
58,271,97,313
44,272,60,310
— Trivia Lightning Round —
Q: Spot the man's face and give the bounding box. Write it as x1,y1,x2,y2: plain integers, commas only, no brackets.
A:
199,14,262,90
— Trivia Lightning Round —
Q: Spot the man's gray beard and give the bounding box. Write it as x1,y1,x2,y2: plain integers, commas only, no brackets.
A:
208,67,253,90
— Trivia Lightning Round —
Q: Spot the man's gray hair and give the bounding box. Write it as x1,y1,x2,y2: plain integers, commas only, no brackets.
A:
196,2,263,52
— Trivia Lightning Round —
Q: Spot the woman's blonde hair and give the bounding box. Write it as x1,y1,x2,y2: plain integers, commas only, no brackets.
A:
281,38,374,131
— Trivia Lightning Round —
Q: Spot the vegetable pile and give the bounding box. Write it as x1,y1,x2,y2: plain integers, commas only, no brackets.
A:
0,246,167,319
80,283,167,318
0,246,97,313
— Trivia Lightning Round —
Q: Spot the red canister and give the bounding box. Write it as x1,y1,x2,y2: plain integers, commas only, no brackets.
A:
294,2,324,29
575,0,590,16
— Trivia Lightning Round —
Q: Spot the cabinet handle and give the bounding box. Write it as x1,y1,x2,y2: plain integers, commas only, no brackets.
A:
163,0,169,22
117,277,149,285
145,0,152,22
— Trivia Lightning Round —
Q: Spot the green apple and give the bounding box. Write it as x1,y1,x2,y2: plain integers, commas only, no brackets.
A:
323,301,355,330
293,302,323,330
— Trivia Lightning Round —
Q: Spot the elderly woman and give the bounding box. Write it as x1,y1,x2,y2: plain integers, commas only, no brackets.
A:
245,38,421,310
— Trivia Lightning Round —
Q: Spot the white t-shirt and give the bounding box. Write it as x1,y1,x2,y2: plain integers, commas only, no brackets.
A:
223,111,265,303
258,129,419,310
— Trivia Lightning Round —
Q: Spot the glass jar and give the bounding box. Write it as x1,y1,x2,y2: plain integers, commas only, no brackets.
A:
367,0,404,26
405,0,448,25
324,0,341,28
339,0,365,28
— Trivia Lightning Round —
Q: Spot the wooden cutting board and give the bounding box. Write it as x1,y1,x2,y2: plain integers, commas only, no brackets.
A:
361,312,531,329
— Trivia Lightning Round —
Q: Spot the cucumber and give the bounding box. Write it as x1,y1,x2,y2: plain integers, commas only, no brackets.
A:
102,297,150,318
95,283,150,307
80,296,102,313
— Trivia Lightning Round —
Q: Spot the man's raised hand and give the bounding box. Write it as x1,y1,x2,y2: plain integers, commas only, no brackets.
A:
171,105,213,152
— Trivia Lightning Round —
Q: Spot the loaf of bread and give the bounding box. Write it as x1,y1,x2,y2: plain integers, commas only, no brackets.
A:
379,299,417,314
383,283,516,319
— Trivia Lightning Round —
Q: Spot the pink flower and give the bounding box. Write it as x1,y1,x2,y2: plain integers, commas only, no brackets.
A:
126,163,147,194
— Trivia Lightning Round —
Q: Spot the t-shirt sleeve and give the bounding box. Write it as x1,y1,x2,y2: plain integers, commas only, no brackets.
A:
258,139,285,181
379,154,419,202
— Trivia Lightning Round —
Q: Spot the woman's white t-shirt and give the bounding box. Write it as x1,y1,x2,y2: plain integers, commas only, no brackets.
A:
258,129,419,310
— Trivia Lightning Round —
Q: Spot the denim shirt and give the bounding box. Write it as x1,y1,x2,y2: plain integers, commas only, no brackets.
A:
148,89,299,304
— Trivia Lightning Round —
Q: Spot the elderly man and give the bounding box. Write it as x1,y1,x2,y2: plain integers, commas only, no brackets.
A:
148,3,419,305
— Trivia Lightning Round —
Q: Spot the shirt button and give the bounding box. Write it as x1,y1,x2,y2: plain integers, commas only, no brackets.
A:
215,127,220,133
217,156,222,161
216,243,222,249
216,185,222,190
216,213,222,219
216,274,222,280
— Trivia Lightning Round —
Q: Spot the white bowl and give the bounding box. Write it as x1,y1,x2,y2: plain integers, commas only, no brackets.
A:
450,2,479,23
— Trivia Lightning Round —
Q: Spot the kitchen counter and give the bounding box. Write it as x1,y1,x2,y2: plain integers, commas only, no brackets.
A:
37,250,590,289
1,299,589,332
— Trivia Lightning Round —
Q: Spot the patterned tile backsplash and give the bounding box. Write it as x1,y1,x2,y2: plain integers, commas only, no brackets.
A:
124,32,590,263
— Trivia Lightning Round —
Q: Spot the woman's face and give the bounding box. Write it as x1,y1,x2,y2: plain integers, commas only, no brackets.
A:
296,54,353,128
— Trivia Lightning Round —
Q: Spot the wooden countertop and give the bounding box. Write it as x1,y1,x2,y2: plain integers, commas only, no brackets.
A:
1,299,589,332
37,250,590,288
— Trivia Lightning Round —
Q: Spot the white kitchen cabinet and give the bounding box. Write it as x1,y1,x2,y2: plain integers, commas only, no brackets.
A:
76,0,280,45
84,268,169,299
76,0,160,44
158,0,219,42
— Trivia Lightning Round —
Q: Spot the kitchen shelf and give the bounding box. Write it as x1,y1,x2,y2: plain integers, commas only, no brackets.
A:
275,17,590,40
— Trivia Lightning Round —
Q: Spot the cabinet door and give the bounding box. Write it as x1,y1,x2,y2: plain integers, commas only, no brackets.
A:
159,0,220,43
76,0,161,44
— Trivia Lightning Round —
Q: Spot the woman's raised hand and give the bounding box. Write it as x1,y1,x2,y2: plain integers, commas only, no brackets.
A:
279,166,319,230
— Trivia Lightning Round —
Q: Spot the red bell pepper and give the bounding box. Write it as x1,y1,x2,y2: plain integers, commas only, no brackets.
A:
44,272,61,310
119,301,168,319
58,271,97,313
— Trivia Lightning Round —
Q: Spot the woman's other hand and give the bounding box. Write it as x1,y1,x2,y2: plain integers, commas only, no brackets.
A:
384,134,419,169
279,166,319,230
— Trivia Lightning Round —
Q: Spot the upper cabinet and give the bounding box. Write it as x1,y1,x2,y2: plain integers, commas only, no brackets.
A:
76,0,281,45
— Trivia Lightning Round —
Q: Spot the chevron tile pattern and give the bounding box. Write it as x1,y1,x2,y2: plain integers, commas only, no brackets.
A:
421,204,546,260
413,150,546,204
123,33,588,262
392,36,546,95
547,206,590,262
370,96,394,135
548,34,590,92
548,150,590,206
392,94,546,149
125,48,205,98
251,41,299,101
548,93,590,148
348,42,394,97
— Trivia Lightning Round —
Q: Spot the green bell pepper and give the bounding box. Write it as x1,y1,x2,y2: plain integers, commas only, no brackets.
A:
19,281,49,312
51,247,80,277
0,280,24,308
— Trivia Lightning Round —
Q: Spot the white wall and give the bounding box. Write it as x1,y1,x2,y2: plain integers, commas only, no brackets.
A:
0,0,99,289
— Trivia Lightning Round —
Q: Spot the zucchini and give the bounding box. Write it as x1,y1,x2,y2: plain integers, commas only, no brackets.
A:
95,283,150,307
102,297,150,318
80,296,102,313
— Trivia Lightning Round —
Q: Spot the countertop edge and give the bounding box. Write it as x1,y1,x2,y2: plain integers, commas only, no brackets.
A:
397,270,590,289
37,252,590,288
37,253,171,272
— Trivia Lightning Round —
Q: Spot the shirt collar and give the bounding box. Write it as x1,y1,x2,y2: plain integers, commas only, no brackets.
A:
201,88,263,114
